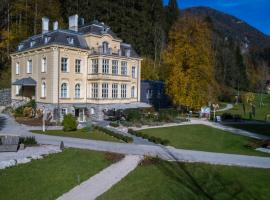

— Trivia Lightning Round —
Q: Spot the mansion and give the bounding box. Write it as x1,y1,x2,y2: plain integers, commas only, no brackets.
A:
11,15,147,121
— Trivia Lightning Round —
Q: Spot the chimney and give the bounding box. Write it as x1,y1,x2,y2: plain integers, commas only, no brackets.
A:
69,14,78,32
42,17,49,34
53,21,58,30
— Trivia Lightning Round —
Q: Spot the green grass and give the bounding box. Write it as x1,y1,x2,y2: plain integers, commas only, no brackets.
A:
31,129,123,143
228,124,270,136
139,124,269,156
98,159,270,200
218,93,270,121
0,149,113,200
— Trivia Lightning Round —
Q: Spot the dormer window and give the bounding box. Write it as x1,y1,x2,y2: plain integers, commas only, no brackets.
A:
44,36,51,44
67,37,74,45
30,41,36,47
102,42,109,54
18,44,24,51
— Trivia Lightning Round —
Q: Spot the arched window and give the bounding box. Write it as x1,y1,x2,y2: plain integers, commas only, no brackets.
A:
75,83,80,98
41,81,46,98
102,42,109,54
131,86,135,98
61,83,68,98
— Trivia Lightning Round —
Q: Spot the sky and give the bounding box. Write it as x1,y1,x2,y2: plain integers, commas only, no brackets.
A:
163,0,270,35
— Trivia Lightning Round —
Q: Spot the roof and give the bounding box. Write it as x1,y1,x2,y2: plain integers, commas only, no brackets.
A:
14,20,140,58
12,77,37,86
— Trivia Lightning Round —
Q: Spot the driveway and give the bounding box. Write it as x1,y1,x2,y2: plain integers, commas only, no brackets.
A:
1,114,270,168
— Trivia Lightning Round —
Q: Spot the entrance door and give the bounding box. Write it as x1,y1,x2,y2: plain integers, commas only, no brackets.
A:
75,108,85,122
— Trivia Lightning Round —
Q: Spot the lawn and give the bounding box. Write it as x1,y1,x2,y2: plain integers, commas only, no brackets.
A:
218,93,270,121
98,159,270,200
138,124,269,156
228,124,270,136
31,129,123,143
0,149,119,200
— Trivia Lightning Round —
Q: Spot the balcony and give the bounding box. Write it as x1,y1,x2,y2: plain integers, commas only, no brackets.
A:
89,47,130,57
87,73,131,82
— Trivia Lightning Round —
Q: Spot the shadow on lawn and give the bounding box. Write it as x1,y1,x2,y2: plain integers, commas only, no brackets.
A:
154,149,260,200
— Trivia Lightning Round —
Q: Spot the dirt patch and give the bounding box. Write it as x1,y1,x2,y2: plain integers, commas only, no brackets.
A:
15,117,56,126
105,152,125,163
140,156,161,166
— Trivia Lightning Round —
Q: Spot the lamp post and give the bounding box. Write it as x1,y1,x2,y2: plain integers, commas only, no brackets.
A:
42,106,46,132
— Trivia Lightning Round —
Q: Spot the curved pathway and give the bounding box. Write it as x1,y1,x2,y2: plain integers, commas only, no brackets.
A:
1,114,270,168
217,103,233,112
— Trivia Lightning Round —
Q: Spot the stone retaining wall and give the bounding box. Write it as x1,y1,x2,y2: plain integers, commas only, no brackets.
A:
0,88,11,106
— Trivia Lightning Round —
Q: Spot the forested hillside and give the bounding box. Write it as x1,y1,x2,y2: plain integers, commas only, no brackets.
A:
0,0,178,88
0,0,269,105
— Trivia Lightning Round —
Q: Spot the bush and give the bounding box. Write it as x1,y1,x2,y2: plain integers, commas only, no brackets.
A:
94,125,133,143
110,121,119,127
14,106,24,117
19,136,37,146
23,107,33,118
62,114,78,131
128,129,170,146
221,113,234,120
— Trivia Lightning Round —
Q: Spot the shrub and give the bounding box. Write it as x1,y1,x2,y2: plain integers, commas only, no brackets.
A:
14,106,24,117
62,114,78,131
94,125,133,143
23,107,33,118
221,113,234,120
110,121,119,127
25,99,37,110
19,136,37,146
128,129,170,146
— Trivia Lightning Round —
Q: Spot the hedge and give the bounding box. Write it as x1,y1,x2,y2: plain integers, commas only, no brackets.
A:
128,129,169,146
94,125,133,143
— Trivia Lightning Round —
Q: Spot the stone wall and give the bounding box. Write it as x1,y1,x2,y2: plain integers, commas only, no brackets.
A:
0,88,11,106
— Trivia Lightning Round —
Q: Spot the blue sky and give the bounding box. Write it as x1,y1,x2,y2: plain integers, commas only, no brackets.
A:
163,0,270,35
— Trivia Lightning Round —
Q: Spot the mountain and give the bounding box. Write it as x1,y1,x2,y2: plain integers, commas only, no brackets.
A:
181,6,270,49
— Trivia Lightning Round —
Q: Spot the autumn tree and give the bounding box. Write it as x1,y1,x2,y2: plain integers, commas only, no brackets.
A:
163,16,218,109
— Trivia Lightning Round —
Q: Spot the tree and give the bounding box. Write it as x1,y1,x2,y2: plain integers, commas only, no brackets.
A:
141,57,159,80
163,16,218,109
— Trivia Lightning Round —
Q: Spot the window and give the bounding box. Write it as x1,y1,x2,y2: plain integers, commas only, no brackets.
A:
61,108,68,117
121,84,127,98
18,44,24,51
41,81,46,98
121,61,127,75
102,83,109,98
92,59,98,74
112,83,118,98
146,89,153,99
44,36,51,44
15,85,21,96
27,60,32,74
61,58,68,72
102,59,109,74
61,83,68,98
131,86,135,98
15,62,20,75
132,66,136,78
67,37,74,45
75,59,81,73
91,83,98,99
41,57,47,73
112,60,118,75
30,41,36,47
75,83,81,98
102,42,109,54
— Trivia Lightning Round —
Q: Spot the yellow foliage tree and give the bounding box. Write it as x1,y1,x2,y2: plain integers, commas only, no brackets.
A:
163,16,218,109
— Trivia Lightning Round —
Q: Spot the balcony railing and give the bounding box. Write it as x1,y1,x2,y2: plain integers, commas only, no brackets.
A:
90,47,130,57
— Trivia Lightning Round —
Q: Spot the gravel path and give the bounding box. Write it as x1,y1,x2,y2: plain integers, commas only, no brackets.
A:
1,114,270,168
57,155,143,200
